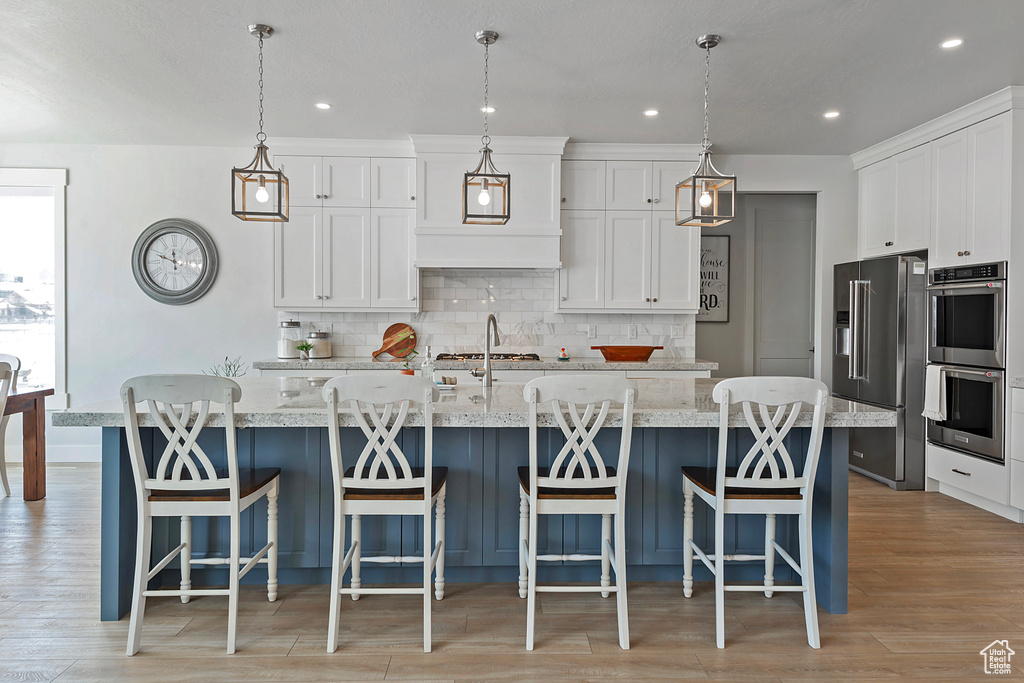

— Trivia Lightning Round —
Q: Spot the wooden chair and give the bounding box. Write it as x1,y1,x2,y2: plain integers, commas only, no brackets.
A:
120,375,280,655
323,375,445,653
0,355,17,496
682,376,829,649
518,375,636,651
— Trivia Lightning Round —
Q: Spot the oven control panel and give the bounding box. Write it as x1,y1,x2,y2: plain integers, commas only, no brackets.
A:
929,261,1006,284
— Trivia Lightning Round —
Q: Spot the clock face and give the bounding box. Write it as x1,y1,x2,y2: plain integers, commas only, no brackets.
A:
132,219,219,305
144,231,206,292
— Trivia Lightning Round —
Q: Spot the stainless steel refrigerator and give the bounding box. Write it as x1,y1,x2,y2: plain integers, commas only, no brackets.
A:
833,254,927,490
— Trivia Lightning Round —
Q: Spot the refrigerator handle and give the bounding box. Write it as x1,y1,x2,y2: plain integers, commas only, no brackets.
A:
850,280,867,380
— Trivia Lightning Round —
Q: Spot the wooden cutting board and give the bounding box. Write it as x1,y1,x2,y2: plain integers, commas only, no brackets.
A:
372,323,417,359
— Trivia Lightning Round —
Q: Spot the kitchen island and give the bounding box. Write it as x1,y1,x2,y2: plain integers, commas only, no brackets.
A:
54,377,894,621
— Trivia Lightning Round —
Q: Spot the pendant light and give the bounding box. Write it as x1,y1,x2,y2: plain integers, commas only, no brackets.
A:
232,23,289,222
676,34,735,227
463,30,510,225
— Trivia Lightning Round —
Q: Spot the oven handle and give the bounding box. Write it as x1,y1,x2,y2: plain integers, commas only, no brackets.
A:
926,281,1003,291
934,365,1003,379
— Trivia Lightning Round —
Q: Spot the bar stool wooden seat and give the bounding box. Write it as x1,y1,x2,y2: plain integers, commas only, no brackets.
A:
0,355,19,497
119,375,280,655
682,376,828,649
323,375,445,653
518,375,636,651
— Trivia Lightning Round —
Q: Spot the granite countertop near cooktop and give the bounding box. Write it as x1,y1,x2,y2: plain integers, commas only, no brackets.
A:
54,377,894,430
252,357,719,371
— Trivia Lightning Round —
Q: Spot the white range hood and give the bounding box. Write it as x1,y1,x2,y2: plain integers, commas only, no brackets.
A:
410,135,568,269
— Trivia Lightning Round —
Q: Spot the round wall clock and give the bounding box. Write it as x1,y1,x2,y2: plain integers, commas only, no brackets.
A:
131,218,219,305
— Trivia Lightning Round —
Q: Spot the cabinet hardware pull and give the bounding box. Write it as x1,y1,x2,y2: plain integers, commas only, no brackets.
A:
561,296,566,301
653,198,660,203
410,296,416,301
322,295,329,299
561,197,567,203
964,250,971,256
653,297,658,302
645,297,651,302
885,241,894,246
410,196,415,200
646,198,652,203
316,295,322,300
957,251,964,256
316,194,322,199
951,468,971,477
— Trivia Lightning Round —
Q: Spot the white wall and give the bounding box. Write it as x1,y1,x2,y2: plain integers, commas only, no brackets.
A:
0,144,856,463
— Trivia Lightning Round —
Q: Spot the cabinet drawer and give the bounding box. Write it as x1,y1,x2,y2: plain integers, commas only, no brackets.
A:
927,444,1008,505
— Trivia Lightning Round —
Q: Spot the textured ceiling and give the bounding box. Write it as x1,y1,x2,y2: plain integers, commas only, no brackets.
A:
2,0,1023,154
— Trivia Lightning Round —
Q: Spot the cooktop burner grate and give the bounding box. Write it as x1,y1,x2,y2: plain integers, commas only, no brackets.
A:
436,352,541,362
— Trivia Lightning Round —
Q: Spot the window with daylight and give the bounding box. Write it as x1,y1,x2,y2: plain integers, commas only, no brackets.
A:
0,169,68,406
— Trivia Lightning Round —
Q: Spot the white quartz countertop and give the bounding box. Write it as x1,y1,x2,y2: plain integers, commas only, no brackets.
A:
53,377,895,429
1010,377,1024,389
253,356,719,371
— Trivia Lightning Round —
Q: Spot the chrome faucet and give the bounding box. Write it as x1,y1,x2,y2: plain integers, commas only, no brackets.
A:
471,314,502,387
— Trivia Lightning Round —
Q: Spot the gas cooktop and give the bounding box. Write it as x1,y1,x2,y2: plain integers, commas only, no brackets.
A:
435,353,541,362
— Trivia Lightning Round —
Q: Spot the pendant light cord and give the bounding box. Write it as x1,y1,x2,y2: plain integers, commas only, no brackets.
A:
256,32,266,144
701,43,711,152
482,40,490,147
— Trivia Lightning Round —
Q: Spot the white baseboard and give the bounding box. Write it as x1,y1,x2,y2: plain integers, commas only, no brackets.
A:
935,480,1024,522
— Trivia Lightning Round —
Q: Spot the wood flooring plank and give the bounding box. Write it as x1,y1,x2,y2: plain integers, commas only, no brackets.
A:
383,652,708,680
0,659,76,682
50,655,391,682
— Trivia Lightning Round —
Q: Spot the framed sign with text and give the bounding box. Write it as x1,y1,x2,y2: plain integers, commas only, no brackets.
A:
698,235,729,322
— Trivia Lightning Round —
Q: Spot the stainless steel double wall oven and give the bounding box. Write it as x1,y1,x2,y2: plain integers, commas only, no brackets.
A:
926,262,1006,463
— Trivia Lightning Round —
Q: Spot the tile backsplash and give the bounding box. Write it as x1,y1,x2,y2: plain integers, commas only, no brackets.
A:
283,269,696,359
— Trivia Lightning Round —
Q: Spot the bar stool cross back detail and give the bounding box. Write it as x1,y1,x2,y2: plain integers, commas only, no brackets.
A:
120,375,281,655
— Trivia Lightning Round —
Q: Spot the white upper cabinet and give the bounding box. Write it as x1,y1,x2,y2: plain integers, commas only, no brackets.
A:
605,211,652,307
370,208,418,309
323,209,371,308
652,162,691,210
371,157,416,209
274,207,321,308
651,213,700,310
275,156,371,207
561,161,606,210
606,161,653,210
931,112,1012,268
857,143,929,259
558,210,605,309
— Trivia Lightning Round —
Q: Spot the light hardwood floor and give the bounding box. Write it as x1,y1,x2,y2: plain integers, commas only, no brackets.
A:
2,463,1023,681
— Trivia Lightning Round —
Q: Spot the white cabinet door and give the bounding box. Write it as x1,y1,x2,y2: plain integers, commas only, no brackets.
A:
323,157,371,207
605,211,651,308
274,207,322,308
275,156,322,207
893,144,931,252
858,159,896,258
371,158,416,208
558,210,605,309
652,161,691,210
931,129,968,268
323,209,371,308
561,160,606,209
370,208,418,309
606,161,652,210
650,212,699,311
965,111,1011,266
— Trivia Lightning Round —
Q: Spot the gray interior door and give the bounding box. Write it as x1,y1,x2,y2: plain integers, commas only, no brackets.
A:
752,197,816,377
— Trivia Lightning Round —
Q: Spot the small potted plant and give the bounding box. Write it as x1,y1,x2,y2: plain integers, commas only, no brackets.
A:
296,340,314,362
399,349,419,375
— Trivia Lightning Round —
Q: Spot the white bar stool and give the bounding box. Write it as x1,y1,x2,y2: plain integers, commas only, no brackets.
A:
120,375,280,655
0,354,19,496
518,375,636,651
682,376,829,649
323,375,445,654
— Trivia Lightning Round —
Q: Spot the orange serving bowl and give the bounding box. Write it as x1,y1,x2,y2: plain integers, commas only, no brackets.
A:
590,345,664,362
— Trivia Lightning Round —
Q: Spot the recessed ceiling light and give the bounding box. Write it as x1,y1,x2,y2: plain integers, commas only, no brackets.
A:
644,109,659,117
481,106,495,113
941,38,963,49
824,111,840,119
315,102,332,110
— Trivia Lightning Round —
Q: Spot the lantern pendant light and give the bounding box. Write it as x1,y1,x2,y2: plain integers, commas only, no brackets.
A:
232,23,289,222
676,34,735,227
463,30,510,225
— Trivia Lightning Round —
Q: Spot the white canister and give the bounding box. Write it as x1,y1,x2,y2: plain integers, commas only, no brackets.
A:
307,331,332,359
277,320,302,359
